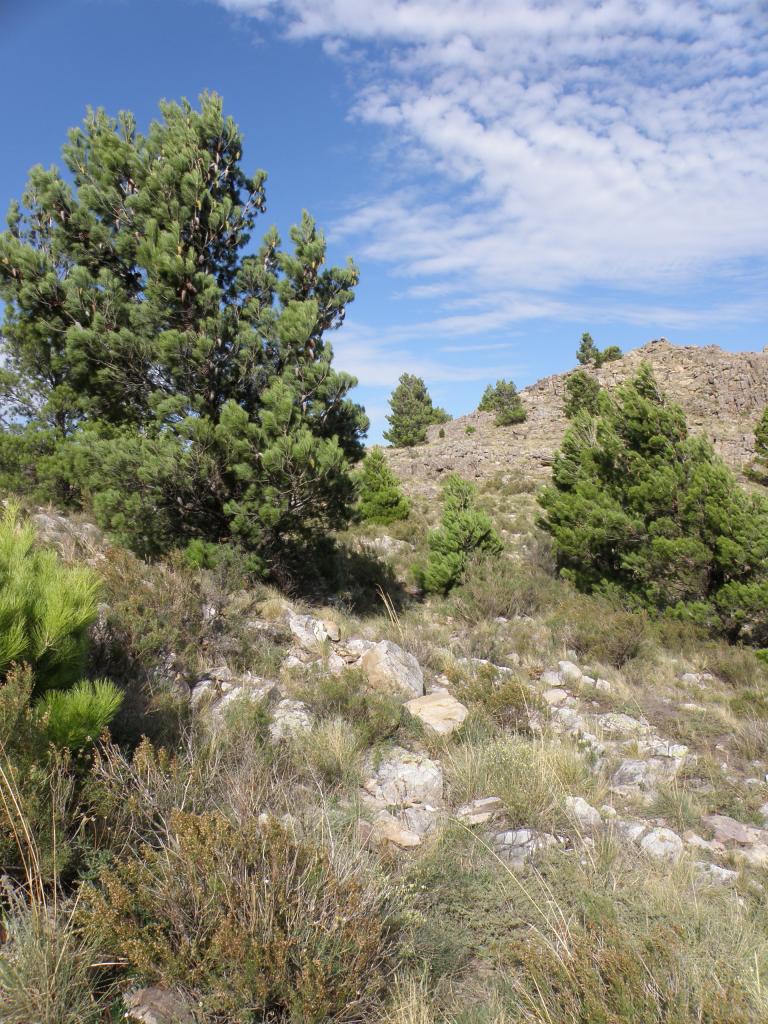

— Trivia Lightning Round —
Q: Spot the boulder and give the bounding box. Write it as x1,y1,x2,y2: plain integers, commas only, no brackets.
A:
640,827,684,863
268,699,313,742
565,795,602,830
361,640,424,699
542,687,570,706
558,660,583,684
404,692,468,735
456,796,504,826
287,612,339,652
370,810,422,849
363,746,443,806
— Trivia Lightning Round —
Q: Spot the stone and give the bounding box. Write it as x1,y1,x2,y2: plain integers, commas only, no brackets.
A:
361,640,424,699
494,828,561,866
456,796,504,826
597,712,648,738
323,619,341,642
695,862,739,884
124,986,196,1024
703,814,767,847
288,612,335,651
539,670,562,688
550,706,586,735
565,795,602,830
595,678,612,692
616,820,647,843
611,758,676,792
371,811,422,848
640,827,684,862
558,660,583,684
268,699,313,742
363,747,443,807
542,687,570,706
404,692,468,735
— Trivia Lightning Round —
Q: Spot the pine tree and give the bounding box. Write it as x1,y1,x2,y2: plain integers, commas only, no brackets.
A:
419,474,502,594
750,406,768,484
563,370,602,419
357,449,410,525
539,364,768,642
478,379,527,426
384,374,450,447
577,332,599,365
0,93,368,568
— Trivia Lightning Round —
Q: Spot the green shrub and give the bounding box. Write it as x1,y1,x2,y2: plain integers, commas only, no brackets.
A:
357,449,411,525
0,502,99,692
384,374,450,447
478,379,526,426
453,554,560,623
563,369,601,418
298,668,419,747
37,680,123,750
83,811,400,1024
539,364,768,642
749,406,768,484
576,331,622,367
418,475,503,594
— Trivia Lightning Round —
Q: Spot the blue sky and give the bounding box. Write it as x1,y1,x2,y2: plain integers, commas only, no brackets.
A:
1,0,766,441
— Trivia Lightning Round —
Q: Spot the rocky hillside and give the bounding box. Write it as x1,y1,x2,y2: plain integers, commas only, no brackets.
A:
387,339,768,497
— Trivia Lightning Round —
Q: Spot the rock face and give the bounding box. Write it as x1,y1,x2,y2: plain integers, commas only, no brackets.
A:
361,640,424,699
386,340,768,497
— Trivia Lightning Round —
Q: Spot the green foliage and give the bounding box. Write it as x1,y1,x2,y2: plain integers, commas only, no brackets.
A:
83,812,399,1023
539,364,768,642
0,503,99,692
478,379,526,426
38,679,123,749
384,374,449,447
419,475,503,594
356,449,410,525
576,331,622,367
749,405,768,483
0,93,367,569
563,369,602,419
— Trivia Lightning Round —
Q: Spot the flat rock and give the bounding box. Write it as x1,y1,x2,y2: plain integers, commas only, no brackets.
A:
124,986,196,1024
703,814,768,847
456,796,504,826
404,692,468,735
371,811,422,849
361,640,424,699
597,712,649,738
542,687,570,706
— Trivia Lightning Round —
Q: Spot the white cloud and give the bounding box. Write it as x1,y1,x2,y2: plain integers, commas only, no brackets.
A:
217,0,768,333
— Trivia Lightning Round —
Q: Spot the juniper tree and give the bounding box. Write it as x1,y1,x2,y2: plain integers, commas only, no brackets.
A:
419,474,502,594
478,379,527,426
357,449,410,525
0,93,367,569
539,364,768,642
384,374,449,447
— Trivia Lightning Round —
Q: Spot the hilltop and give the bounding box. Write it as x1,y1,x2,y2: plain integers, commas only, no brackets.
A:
387,339,768,497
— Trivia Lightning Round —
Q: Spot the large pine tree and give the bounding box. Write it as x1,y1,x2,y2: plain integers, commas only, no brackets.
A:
539,364,768,642
0,94,368,569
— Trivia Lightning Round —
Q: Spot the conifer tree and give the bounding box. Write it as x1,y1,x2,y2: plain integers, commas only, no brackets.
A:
539,364,768,641
384,374,449,447
478,379,527,426
563,370,602,418
357,449,410,525
750,406,768,484
0,93,367,569
576,332,599,365
419,474,502,594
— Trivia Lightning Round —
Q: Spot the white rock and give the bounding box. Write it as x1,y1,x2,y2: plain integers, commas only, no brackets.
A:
456,796,504,826
640,827,684,862
616,820,647,843
565,795,602,830
124,986,196,1024
597,712,648,738
361,640,424,699
539,670,562,688
363,747,443,806
542,687,570,707
558,660,583,684
268,699,313,742
404,692,468,735
288,613,335,651
695,862,739,884
595,678,612,692
371,811,422,849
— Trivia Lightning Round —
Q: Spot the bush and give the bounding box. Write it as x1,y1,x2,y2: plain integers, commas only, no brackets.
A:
478,379,526,426
576,331,622,367
539,364,768,642
563,369,601,419
418,475,503,594
357,449,410,524
384,374,450,447
83,811,400,1023
453,554,560,623
0,94,367,567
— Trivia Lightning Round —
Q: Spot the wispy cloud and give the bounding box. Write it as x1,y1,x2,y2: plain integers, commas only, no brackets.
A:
217,0,768,335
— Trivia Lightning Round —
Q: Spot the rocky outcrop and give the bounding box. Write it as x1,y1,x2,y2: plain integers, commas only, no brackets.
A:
386,339,768,496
